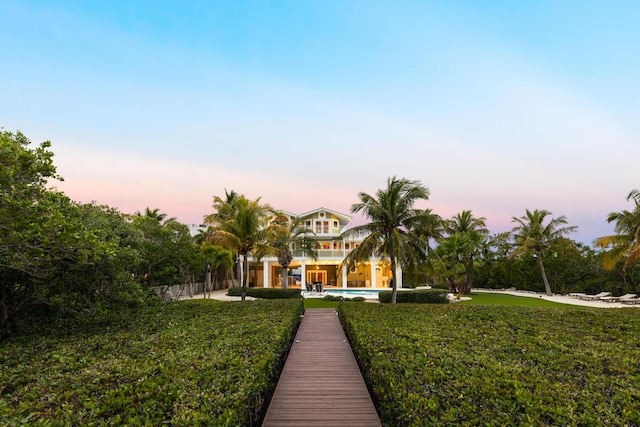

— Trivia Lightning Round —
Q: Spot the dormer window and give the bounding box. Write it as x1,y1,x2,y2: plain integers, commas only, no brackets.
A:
333,220,339,229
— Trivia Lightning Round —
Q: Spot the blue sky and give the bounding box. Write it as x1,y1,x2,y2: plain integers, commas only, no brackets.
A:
2,1,638,244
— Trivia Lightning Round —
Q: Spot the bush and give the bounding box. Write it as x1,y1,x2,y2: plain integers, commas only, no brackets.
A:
340,304,640,426
227,287,302,299
378,289,449,304
0,300,302,425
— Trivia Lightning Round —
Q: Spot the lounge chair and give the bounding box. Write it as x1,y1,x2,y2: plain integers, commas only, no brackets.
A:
599,294,637,303
569,292,587,298
621,297,640,305
579,292,611,301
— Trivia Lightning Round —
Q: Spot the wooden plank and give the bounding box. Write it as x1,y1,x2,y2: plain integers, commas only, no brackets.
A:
262,309,382,427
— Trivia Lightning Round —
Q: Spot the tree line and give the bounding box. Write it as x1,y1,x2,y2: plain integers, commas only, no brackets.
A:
2,129,638,334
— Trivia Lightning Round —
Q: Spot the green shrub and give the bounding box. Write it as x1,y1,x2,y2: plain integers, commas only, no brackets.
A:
340,304,640,426
0,299,302,425
227,287,301,299
378,289,449,304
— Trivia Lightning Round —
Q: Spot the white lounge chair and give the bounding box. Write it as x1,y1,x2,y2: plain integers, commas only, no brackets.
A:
621,297,640,305
579,292,611,301
599,294,637,303
569,292,587,298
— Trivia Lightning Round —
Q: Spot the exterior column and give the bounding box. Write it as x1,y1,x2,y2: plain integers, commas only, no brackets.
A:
300,260,306,290
370,260,377,289
396,265,403,288
341,264,347,288
263,260,269,288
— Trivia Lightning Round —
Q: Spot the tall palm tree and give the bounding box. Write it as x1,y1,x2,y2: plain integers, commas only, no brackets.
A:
204,193,275,300
510,209,577,295
339,176,436,304
594,189,640,271
271,215,318,288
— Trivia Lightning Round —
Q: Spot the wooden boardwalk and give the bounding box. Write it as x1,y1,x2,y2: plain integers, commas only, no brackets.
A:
262,308,382,427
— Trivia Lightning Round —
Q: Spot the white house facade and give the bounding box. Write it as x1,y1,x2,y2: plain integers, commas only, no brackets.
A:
247,207,402,289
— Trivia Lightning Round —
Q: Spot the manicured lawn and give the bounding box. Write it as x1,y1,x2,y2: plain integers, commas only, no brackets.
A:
304,298,340,309
459,292,570,307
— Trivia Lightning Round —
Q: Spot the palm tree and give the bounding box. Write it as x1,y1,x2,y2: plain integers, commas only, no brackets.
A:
510,209,577,295
437,210,489,294
339,176,436,304
594,189,640,271
134,207,176,224
204,193,275,300
271,215,318,288
200,243,234,297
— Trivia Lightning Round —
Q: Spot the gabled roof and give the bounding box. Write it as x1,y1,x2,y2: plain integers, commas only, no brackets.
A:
297,207,352,225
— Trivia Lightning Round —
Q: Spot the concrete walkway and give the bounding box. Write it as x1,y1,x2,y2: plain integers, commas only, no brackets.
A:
179,288,638,308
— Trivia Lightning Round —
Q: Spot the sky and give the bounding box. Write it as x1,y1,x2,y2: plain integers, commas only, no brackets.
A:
2,1,639,245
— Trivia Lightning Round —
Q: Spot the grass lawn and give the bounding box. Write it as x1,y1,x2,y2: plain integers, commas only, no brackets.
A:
458,292,570,307
304,298,340,309
306,292,569,309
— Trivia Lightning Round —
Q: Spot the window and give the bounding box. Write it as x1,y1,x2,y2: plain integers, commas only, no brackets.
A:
305,220,311,228
345,243,350,250
333,242,340,250
333,220,339,229
316,220,329,234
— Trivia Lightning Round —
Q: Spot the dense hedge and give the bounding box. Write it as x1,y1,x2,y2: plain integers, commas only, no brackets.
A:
378,289,449,304
0,299,302,426
227,287,302,299
340,303,640,426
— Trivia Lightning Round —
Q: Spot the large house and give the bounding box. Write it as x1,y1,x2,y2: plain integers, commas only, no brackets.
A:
247,207,402,289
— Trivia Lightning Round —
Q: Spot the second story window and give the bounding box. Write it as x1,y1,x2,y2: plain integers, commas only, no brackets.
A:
315,221,329,234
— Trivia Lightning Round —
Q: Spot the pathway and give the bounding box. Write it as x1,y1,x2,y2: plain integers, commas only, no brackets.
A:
262,308,381,427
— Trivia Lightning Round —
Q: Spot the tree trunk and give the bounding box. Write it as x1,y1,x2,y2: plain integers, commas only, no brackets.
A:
241,253,248,301
537,252,552,296
281,264,290,289
390,256,398,304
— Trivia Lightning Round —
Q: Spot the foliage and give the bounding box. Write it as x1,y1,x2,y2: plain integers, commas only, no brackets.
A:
594,189,640,271
340,176,439,303
227,287,302,299
474,235,638,296
0,299,302,425
199,243,234,296
205,192,276,300
430,210,488,295
510,209,577,295
340,303,640,426
130,215,199,290
378,289,449,304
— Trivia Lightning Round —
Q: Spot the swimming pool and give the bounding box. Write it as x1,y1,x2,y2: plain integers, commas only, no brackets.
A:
323,288,387,299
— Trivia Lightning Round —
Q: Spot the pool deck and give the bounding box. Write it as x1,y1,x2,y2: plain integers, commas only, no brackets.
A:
261,308,382,427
